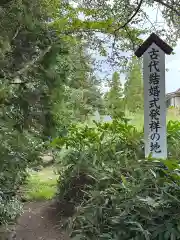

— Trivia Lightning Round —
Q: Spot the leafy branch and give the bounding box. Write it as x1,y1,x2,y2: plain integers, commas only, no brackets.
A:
154,0,180,16
114,0,144,34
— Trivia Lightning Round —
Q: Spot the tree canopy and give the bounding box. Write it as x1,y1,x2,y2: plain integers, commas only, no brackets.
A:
124,57,143,112
105,72,124,118
0,0,180,226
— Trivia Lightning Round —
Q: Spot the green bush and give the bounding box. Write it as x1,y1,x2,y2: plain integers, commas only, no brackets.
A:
0,128,43,224
0,196,23,225
54,119,180,239
53,120,143,202
66,159,180,239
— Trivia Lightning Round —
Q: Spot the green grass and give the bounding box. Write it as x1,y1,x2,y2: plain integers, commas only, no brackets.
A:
126,108,180,130
87,108,180,131
22,166,58,201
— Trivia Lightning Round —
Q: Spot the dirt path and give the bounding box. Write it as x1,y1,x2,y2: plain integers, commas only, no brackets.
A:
0,201,70,240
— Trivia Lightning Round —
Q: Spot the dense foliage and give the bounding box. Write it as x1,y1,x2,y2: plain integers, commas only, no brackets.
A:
0,0,180,228
54,120,180,239
0,0,104,223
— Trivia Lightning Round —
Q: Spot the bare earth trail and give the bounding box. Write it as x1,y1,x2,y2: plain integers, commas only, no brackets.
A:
1,200,70,240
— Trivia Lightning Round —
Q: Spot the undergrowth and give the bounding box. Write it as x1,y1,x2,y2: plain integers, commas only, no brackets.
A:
53,119,180,240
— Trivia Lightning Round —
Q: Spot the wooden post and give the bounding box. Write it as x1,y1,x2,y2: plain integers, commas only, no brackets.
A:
135,33,173,159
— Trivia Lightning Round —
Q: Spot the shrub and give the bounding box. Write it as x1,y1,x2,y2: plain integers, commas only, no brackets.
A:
66,159,180,239
0,128,43,224
53,119,143,201
0,196,23,225
54,119,180,239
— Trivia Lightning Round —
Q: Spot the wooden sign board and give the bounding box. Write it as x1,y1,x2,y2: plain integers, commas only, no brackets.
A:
135,33,173,159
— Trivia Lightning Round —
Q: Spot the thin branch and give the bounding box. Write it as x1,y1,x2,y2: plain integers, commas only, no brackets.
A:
142,11,157,33
12,27,21,40
156,3,159,23
114,0,144,33
111,0,144,51
154,0,180,16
